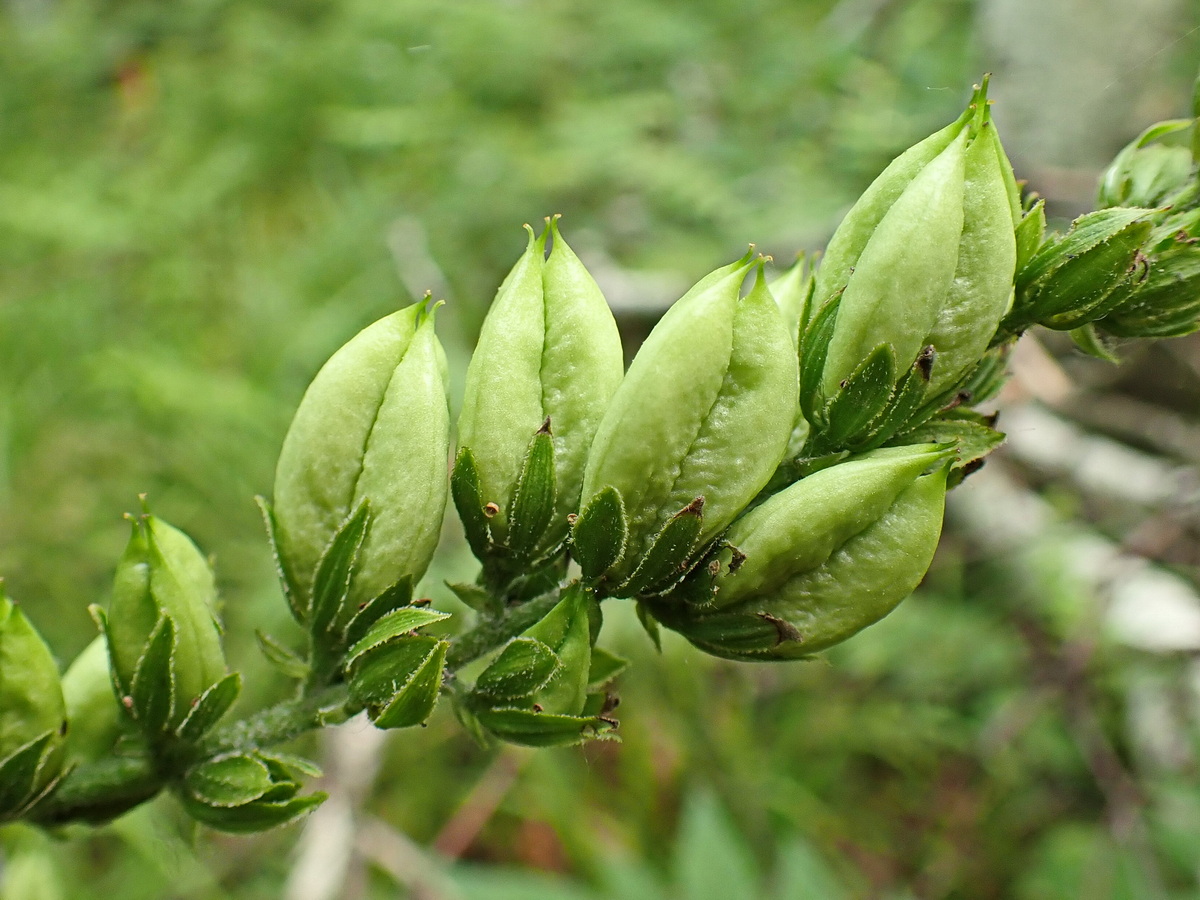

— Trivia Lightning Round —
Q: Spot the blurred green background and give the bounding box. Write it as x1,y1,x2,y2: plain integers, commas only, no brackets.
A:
3,0,1200,897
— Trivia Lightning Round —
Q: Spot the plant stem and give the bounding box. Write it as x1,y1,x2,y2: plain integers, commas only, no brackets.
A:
444,589,563,670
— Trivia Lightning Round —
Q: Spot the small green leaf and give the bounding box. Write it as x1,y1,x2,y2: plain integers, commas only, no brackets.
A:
0,732,54,816
131,614,175,736
88,603,128,699
857,346,932,450
587,647,628,689
798,292,841,427
309,500,371,637
255,496,304,625
1014,198,1046,275
254,749,323,780
181,791,327,834
176,672,242,743
506,422,557,559
185,754,276,808
370,639,447,729
891,410,1004,487
445,581,502,617
476,707,616,748
474,638,562,701
620,498,705,597
344,576,414,647
636,602,663,652
348,635,442,708
345,606,451,667
822,342,897,448
1070,322,1122,362
254,631,308,680
451,447,492,562
572,486,628,580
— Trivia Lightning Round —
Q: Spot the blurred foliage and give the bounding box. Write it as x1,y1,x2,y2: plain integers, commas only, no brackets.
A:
2,0,1200,897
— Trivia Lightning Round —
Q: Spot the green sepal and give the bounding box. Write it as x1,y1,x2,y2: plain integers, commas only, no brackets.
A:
1014,199,1046,276
130,615,175,737
1070,323,1122,362
798,293,842,428
889,413,1004,487
180,790,326,834
506,421,557,559
473,707,617,748
451,692,492,749
571,486,628,580
309,499,371,637
348,635,447,729
255,749,323,779
587,647,628,689
175,672,242,743
451,447,492,563
88,604,125,700
635,602,663,652
666,612,804,659
255,497,303,625
344,577,415,648
369,639,447,729
445,581,503,618
185,754,277,808
855,346,933,450
345,606,451,668
619,497,705,597
254,630,309,680
820,342,896,449
473,638,562,701
0,732,57,818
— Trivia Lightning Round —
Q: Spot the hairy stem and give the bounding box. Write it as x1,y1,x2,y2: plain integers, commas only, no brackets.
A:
444,588,563,670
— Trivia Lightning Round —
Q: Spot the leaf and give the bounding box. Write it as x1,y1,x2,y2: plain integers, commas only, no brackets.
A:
348,635,442,708
587,647,628,689
184,754,275,808
821,342,897,449
620,498,704,597
571,486,628,580
255,496,304,624
131,614,175,736
857,346,932,450
1069,322,1121,363
797,291,841,428
892,410,1005,487
176,672,243,743
88,603,128,699
370,639,447,729
636,602,663,653
451,447,491,562
0,732,54,816
474,638,562,701
309,499,371,637
445,580,503,617
343,576,414,647
1014,198,1046,276
181,791,327,834
475,707,616,748
254,630,308,680
345,606,451,667
506,422,557,559
254,749,323,780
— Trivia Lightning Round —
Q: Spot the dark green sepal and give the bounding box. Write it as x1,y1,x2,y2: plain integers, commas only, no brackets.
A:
185,754,276,808
587,647,628,689
473,638,562,701
619,497,705,597
254,630,309,680
1014,199,1046,275
344,576,415,648
662,611,806,661
890,412,1004,487
176,672,242,743
635,602,663,652
451,447,492,563
798,292,842,428
0,732,56,818
473,707,617,748
571,486,628,580
506,420,557,559
370,640,447,729
345,606,451,667
180,786,326,834
255,496,304,625
309,499,371,637
88,603,126,700
821,342,897,449
855,346,933,450
1069,323,1122,362
130,615,175,737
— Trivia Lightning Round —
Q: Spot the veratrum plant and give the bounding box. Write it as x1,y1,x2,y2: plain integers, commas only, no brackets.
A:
6,78,1200,836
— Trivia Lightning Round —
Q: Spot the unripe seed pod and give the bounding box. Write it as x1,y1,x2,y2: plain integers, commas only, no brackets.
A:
273,302,450,624
813,81,1017,401
648,444,951,660
0,586,66,815
580,257,798,592
61,636,123,765
106,513,227,735
457,219,624,559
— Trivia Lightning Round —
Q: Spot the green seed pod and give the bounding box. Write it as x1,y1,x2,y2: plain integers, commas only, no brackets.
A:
469,585,615,747
648,444,952,661
812,81,1017,407
272,301,451,628
178,750,325,834
1098,119,1195,210
0,586,66,818
456,219,624,565
105,512,227,738
580,257,798,594
61,636,123,765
